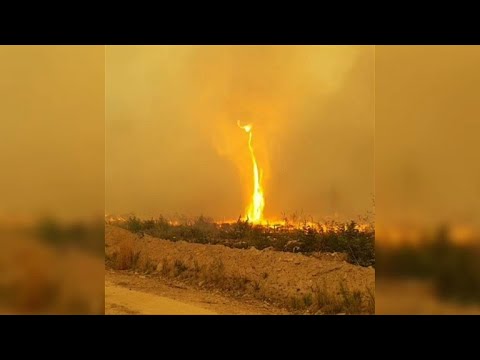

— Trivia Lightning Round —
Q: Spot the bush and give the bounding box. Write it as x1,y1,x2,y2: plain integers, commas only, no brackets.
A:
288,282,373,314
126,216,143,233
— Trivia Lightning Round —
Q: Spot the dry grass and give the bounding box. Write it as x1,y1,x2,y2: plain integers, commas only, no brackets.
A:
312,283,345,314
366,286,375,314
117,241,140,270
288,282,374,314
106,239,155,273
339,283,363,314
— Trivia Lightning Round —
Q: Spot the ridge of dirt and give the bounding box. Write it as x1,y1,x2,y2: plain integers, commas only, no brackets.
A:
105,225,375,313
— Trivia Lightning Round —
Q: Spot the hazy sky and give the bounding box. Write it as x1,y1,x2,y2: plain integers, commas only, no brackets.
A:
3,45,476,229
376,46,480,230
0,46,105,222
106,46,374,220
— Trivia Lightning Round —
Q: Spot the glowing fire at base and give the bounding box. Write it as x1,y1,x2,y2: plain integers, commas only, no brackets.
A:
238,121,265,223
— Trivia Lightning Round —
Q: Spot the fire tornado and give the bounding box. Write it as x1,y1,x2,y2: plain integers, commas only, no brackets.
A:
238,121,265,223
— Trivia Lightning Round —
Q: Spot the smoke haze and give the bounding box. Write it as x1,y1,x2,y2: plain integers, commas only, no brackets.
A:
376,46,480,235
106,46,374,221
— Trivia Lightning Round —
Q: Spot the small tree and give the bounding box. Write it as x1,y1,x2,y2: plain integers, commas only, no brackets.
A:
126,216,142,233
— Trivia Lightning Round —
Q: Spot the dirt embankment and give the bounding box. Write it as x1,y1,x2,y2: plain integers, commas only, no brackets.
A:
105,225,375,313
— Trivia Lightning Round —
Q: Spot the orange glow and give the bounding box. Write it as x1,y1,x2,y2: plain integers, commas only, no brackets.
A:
238,121,265,223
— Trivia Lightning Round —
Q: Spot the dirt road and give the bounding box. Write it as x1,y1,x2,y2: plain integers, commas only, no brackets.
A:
105,280,216,314
105,270,287,315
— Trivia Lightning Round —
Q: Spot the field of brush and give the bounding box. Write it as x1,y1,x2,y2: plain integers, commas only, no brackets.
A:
107,215,375,268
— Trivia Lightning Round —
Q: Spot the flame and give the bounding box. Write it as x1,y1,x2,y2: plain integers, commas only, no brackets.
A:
238,121,265,223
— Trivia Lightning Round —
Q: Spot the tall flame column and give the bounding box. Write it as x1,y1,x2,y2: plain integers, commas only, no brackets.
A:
238,121,265,223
